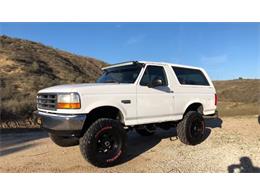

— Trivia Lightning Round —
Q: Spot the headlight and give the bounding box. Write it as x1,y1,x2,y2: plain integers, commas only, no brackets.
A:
57,93,81,109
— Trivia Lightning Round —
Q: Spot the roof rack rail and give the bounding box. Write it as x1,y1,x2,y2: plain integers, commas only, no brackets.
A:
110,61,136,66
111,61,145,66
102,61,146,70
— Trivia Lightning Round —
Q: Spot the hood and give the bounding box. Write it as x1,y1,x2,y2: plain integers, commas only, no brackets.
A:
38,83,136,94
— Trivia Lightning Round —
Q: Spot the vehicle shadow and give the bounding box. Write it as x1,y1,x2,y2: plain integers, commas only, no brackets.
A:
228,156,260,173
0,117,223,162
204,117,223,128
123,129,177,163
0,128,48,157
0,143,39,157
121,117,220,164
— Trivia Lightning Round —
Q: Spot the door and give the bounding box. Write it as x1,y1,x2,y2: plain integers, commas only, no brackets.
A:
136,65,174,124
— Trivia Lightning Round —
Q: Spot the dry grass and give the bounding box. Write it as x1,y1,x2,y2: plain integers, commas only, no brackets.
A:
213,80,260,116
217,101,259,116
213,79,260,104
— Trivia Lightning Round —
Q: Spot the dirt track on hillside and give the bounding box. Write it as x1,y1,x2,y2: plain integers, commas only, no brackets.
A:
1,116,260,173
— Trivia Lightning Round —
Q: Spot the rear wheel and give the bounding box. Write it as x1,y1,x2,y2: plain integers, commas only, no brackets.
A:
49,133,79,147
80,118,127,167
176,111,206,145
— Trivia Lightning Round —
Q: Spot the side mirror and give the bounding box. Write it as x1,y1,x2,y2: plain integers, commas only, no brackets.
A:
149,78,163,88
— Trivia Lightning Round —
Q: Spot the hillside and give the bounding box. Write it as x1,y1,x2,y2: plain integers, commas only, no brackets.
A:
0,35,106,120
213,79,260,116
214,79,260,104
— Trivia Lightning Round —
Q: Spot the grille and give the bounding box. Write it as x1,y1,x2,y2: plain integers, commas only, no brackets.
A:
37,93,57,110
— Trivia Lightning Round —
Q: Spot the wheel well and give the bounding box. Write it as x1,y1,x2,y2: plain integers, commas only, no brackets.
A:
81,106,123,136
184,103,203,115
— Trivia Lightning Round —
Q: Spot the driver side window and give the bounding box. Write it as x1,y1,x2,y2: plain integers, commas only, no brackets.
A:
140,65,168,86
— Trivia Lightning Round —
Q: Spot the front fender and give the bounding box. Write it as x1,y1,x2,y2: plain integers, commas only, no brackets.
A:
83,101,127,121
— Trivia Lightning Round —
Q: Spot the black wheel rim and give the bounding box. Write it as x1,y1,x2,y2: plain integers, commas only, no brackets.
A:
95,128,122,162
97,132,118,153
190,118,204,138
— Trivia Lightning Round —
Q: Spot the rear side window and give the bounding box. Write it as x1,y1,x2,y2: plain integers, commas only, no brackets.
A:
172,67,209,86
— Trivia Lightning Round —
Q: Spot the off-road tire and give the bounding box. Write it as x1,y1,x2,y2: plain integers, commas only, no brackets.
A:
176,111,206,145
79,118,127,167
49,133,79,147
135,128,155,136
197,105,203,114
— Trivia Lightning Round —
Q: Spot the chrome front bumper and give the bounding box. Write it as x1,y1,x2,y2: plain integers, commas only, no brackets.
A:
33,111,86,131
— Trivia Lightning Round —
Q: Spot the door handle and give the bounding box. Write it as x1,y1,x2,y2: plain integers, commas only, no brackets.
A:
121,100,131,104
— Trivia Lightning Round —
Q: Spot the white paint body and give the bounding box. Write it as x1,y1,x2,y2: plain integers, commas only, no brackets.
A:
38,61,217,126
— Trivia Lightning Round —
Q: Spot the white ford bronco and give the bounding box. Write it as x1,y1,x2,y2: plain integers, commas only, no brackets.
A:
34,61,217,167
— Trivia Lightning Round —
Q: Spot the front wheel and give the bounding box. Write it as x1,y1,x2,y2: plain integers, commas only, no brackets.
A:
176,111,206,145
80,118,127,167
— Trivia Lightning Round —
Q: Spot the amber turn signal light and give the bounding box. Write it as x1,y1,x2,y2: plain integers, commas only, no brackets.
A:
57,103,81,109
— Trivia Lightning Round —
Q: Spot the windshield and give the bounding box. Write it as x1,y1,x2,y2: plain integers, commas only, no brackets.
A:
96,64,142,84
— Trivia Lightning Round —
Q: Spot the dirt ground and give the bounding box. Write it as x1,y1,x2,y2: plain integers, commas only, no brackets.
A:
1,115,260,173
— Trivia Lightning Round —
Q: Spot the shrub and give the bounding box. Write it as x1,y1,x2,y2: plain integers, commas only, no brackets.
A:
1,96,36,120
75,76,85,83
28,61,40,73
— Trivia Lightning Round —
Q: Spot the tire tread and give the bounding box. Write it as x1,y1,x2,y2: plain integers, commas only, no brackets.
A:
80,118,126,167
177,111,205,145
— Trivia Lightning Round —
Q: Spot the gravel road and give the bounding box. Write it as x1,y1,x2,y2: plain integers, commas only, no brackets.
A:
1,116,260,173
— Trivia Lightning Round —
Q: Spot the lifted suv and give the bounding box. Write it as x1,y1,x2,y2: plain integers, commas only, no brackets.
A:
34,61,217,167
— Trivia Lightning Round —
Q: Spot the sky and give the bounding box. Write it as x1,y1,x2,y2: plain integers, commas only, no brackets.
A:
0,22,259,80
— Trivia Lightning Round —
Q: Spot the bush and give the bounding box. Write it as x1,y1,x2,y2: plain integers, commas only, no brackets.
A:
28,61,40,73
1,85,16,100
75,76,85,83
32,61,40,70
1,95,36,120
